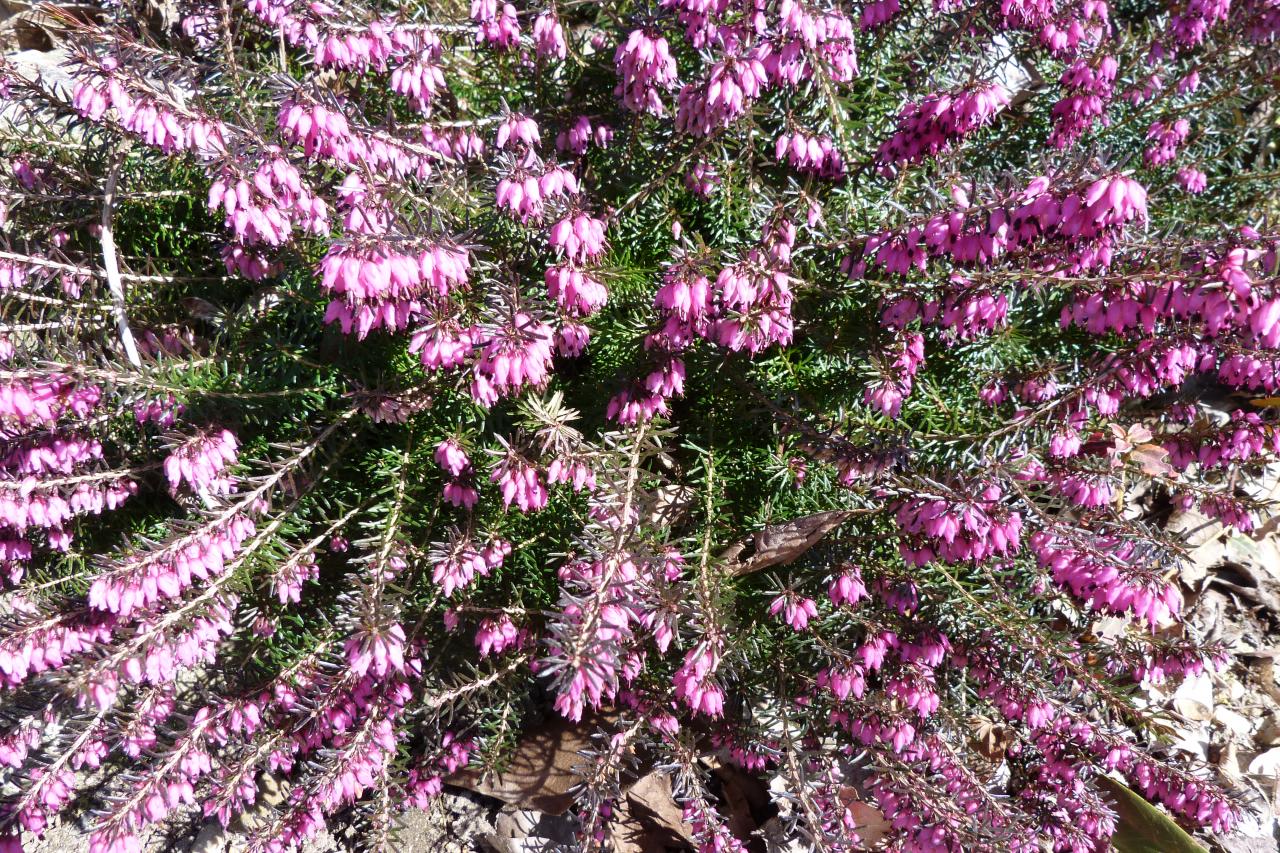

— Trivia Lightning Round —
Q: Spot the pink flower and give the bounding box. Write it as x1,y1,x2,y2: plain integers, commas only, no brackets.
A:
273,556,319,604
860,0,900,28
532,12,567,60
548,213,607,264
1049,56,1118,149
475,615,521,657
655,267,712,320
443,480,479,509
876,83,1010,170
775,129,845,179
769,592,819,631
546,264,608,316
430,532,508,597
1176,166,1207,193
674,642,725,716
410,321,475,371
164,429,239,496
828,567,868,606
495,113,541,150
683,161,718,197
614,29,679,116
344,622,407,677
472,313,555,403
434,439,471,477
556,322,591,357
473,0,519,49
490,448,548,513
818,664,865,701
675,54,769,137
547,455,596,491
1143,118,1190,166
556,116,611,154
88,514,256,616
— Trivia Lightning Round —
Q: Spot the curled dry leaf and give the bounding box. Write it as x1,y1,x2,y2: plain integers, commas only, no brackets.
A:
968,715,1015,763
1131,443,1176,477
720,509,864,576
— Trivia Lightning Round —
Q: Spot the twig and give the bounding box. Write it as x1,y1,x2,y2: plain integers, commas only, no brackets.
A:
99,148,141,368
0,250,226,284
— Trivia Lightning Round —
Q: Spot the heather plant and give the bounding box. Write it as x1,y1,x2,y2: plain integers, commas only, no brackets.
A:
0,0,1277,849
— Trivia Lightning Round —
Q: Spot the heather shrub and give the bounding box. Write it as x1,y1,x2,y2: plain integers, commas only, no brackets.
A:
0,0,1277,850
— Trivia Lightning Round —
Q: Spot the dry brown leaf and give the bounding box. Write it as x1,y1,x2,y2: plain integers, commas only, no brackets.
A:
489,809,577,853
1215,836,1280,853
721,510,860,576
624,771,695,846
643,484,697,529
712,762,762,842
1214,739,1243,783
605,812,683,853
843,797,891,849
968,715,1015,762
0,2,99,51
1214,707,1254,740
1131,443,1175,477
448,712,618,814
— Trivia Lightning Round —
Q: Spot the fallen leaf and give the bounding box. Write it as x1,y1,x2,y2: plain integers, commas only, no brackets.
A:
448,712,618,814
710,760,769,841
841,795,891,848
1213,836,1280,853
605,812,682,853
1092,615,1133,641
1167,730,1209,761
1131,443,1175,477
1171,672,1214,722
643,484,697,529
1254,713,1280,747
1252,658,1280,706
722,510,859,576
1247,747,1280,778
490,809,577,853
968,715,1014,762
1127,425,1155,444
625,771,694,845
1213,739,1242,783
758,816,807,853
1214,707,1254,739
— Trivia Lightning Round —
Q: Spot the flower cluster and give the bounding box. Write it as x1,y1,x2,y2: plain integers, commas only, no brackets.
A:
1144,118,1191,167
319,241,470,338
1049,55,1118,149
614,29,679,115
894,485,1024,565
774,129,846,179
675,54,769,137
164,430,239,496
875,84,1011,172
